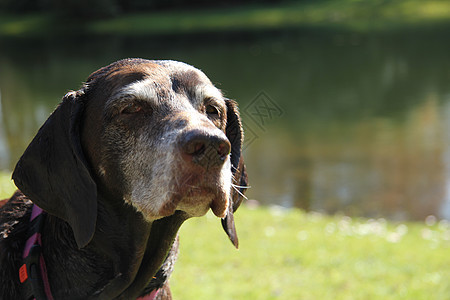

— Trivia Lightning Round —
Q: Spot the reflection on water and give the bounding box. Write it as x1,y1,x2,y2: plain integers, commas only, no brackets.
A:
248,95,449,221
0,92,9,166
0,29,449,221
442,101,450,219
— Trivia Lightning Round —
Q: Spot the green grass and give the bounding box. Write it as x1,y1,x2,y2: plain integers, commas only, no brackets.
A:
1,172,449,299
172,206,450,299
1,0,450,37
0,171,14,200
87,0,450,35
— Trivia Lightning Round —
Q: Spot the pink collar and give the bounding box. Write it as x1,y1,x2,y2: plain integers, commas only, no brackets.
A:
20,205,160,300
137,289,160,300
19,204,54,300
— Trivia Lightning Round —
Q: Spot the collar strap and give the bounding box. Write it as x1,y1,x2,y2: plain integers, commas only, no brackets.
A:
19,204,160,300
19,204,54,300
137,289,160,300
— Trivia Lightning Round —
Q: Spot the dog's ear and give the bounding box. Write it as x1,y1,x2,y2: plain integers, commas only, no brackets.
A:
222,99,249,249
12,91,97,249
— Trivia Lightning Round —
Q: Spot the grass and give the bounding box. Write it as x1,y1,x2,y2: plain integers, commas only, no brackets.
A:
87,0,450,35
1,171,449,299
172,206,450,299
0,171,14,200
1,0,450,37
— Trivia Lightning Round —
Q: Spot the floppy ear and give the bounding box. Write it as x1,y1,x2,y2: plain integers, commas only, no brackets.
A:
12,91,97,249
222,99,249,249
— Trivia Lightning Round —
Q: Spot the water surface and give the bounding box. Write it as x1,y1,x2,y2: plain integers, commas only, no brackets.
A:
1,29,449,221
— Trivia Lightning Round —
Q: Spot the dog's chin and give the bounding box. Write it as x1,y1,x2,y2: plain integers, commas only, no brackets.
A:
131,185,230,221
175,197,214,217
161,160,232,218
176,190,229,218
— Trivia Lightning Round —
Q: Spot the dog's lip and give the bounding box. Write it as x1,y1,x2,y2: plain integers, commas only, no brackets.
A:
210,194,228,218
170,185,228,218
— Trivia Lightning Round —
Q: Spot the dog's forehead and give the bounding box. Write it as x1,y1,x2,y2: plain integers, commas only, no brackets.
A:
149,60,222,100
109,60,223,104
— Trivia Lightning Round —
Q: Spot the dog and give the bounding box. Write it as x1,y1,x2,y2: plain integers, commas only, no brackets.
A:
0,58,248,299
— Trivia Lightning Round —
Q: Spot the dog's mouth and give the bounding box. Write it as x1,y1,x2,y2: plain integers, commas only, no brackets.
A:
158,183,229,218
184,186,228,217
128,143,232,221
156,166,231,218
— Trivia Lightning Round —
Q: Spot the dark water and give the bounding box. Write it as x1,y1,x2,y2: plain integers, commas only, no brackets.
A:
1,29,450,221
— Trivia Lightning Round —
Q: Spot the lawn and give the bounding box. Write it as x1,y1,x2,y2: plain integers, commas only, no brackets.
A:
1,171,449,299
172,206,450,299
1,0,450,37
87,0,450,35
0,171,14,200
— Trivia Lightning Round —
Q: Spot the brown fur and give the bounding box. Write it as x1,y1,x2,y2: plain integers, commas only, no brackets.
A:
0,59,247,299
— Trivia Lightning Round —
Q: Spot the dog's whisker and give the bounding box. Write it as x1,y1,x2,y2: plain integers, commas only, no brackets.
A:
231,183,251,189
231,185,248,200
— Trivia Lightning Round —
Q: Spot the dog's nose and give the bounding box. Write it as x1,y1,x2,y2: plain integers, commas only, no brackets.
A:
179,130,231,169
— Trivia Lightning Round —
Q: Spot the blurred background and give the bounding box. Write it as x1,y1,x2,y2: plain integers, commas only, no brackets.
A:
1,0,450,223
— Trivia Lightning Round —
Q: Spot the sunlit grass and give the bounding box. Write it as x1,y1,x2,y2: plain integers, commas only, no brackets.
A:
1,0,450,37
0,171,15,199
172,206,450,299
0,13,52,36
87,0,450,35
1,172,449,299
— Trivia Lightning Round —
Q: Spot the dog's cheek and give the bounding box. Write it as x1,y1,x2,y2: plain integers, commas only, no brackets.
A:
124,132,178,220
94,123,136,197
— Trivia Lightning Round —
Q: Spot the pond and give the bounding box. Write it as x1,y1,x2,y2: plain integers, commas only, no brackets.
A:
1,28,449,221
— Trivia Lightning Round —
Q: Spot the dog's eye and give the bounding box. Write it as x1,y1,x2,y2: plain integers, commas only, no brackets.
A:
205,105,219,116
121,103,142,115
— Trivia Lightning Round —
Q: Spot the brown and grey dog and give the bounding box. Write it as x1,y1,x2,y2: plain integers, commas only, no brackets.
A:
0,58,248,299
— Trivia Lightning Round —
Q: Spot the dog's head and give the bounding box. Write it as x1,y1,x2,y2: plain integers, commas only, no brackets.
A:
12,59,248,248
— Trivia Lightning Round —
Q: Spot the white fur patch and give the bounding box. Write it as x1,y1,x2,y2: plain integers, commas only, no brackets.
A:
194,84,223,102
123,127,180,221
109,78,160,108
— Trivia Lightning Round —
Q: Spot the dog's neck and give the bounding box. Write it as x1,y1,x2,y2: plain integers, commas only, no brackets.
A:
40,194,187,299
